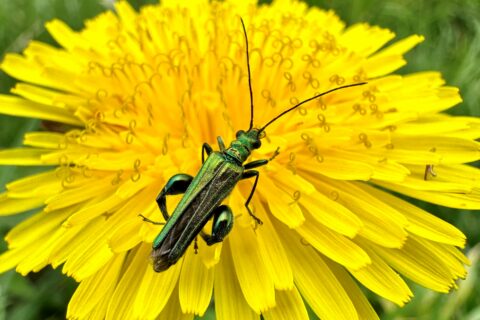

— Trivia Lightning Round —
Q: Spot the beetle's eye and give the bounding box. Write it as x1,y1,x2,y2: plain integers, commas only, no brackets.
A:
252,140,261,149
236,130,245,138
258,131,266,139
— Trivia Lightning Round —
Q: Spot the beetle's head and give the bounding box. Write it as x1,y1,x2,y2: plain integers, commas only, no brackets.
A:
235,129,262,151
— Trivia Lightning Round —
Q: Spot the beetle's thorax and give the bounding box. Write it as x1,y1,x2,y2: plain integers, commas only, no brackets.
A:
224,129,262,163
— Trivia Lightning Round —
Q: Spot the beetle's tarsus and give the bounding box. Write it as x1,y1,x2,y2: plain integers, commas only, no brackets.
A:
139,214,165,225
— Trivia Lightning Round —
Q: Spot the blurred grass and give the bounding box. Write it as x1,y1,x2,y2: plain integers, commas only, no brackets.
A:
0,0,479,319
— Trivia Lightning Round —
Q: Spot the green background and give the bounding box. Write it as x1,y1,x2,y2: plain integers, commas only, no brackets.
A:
0,0,479,319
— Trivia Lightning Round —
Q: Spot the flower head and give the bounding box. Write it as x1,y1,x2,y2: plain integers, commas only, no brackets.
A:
0,0,479,319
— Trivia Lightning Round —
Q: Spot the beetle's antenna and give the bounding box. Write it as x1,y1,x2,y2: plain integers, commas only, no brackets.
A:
258,82,367,134
240,18,255,131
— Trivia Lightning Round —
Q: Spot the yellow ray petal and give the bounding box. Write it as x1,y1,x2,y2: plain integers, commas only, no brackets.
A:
1,54,55,87
256,176,304,228
349,242,412,306
375,34,424,57
341,24,395,56
299,191,363,238
390,135,480,164
0,95,82,125
67,254,124,319
0,247,30,274
0,148,55,165
376,180,480,209
45,20,91,51
413,236,468,279
363,183,466,246
374,237,462,292
156,284,195,320
23,132,65,149
0,192,46,216
229,221,275,314
65,193,125,226
132,255,182,319
6,170,61,198
45,176,115,212
5,209,69,248
393,174,472,194
105,244,149,320
60,217,116,280
364,55,406,78
296,211,370,270
11,83,61,106
214,241,258,320
279,222,358,320
179,245,214,316
298,153,374,180
325,258,380,320
424,163,480,188
311,177,408,248
254,198,294,290
263,288,309,320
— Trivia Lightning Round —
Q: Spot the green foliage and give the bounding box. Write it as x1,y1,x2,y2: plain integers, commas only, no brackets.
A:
0,1,479,319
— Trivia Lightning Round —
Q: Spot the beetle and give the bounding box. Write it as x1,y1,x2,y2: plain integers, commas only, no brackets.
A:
141,18,366,272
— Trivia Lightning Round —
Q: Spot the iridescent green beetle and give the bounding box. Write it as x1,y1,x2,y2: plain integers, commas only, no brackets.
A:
141,18,366,272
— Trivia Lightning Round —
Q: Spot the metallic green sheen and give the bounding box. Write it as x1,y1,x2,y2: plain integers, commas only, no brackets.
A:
151,151,244,270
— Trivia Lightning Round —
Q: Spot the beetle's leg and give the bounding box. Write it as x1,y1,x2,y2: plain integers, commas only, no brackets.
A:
217,136,226,151
240,170,263,226
202,143,213,164
244,159,268,170
200,205,234,245
140,173,194,225
194,237,199,253
243,147,280,170
139,214,164,225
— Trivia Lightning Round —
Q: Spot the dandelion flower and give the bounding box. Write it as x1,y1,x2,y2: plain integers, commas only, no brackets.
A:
1,0,479,319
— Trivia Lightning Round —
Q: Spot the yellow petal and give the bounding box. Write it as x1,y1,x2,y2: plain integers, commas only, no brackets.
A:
179,245,214,316
214,241,258,320
6,170,61,198
229,221,275,314
364,55,406,78
0,148,55,165
132,254,182,319
375,34,424,57
279,222,358,320
65,193,125,226
364,183,466,246
0,95,82,125
61,216,116,280
254,197,294,290
376,179,480,209
325,258,380,320
313,178,408,248
0,247,30,274
45,20,90,51
263,288,309,320
23,132,65,149
156,284,195,320
105,245,149,320
341,24,395,56
349,242,412,306
45,176,114,212
67,254,124,319
374,236,462,292
296,211,370,270
390,135,480,164
300,191,363,238
256,176,304,228
5,209,69,248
